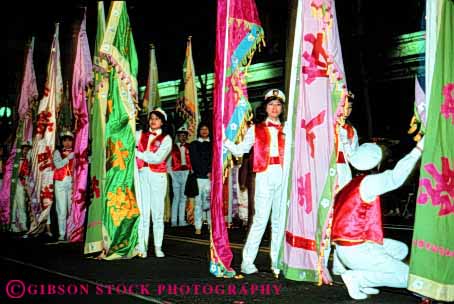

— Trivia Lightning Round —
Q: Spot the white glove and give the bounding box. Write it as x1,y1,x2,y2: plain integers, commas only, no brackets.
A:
416,136,425,151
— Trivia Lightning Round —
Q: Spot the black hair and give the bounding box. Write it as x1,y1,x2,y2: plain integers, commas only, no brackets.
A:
61,136,73,141
148,110,170,137
197,122,211,138
254,98,285,124
149,110,166,123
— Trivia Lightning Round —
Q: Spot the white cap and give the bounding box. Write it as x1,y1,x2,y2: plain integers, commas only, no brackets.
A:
177,125,189,133
21,140,32,147
60,130,74,138
151,107,167,121
264,89,285,103
349,143,383,171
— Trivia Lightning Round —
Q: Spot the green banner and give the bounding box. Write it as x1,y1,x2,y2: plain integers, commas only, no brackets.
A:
408,0,454,301
98,1,139,260
84,1,107,255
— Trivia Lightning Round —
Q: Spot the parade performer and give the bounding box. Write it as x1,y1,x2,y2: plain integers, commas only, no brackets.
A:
332,91,359,275
224,89,286,276
189,123,212,235
336,92,359,190
135,108,172,258
170,125,191,227
332,138,424,300
53,131,74,241
10,141,32,233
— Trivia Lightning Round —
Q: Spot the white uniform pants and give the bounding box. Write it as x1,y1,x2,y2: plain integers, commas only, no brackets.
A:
242,164,283,270
137,168,167,254
170,170,189,226
194,178,211,230
11,183,28,232
55,176,73,239
336,238,409,288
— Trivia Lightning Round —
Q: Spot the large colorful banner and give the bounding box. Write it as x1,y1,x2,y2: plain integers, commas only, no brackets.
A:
0,37,37,228
280,0,348,283
67,9,93,243
176,36,199,141
211,0,264,277
142,43,160,113
84,1,108,255
28,24,63,235
408,0,454,301
99,1,140,259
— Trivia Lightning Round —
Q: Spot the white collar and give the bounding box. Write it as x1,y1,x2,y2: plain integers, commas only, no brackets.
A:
198,137,210,142
265,118,281,125
149,128,162,135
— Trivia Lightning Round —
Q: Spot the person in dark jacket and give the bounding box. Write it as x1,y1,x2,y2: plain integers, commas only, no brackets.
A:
189,122,212,235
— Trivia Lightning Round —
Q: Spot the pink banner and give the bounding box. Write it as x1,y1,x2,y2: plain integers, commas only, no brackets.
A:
19,38,38,143
0,147,15,225
282,0,348,283
211,0,264,277
67,10,93,242
0,38,38,226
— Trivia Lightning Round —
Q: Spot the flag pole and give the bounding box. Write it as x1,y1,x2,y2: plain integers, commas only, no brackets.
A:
220,0,230,145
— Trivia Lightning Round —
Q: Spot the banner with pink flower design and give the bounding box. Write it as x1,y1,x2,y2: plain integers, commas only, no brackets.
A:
408,0,454,301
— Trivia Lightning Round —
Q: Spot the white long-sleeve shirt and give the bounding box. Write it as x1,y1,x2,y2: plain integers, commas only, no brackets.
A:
53,149,73,169
224,119,281,157
360,147,422,202
135,129,172,164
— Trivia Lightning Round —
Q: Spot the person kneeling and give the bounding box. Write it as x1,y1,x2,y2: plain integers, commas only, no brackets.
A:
332,138,424,300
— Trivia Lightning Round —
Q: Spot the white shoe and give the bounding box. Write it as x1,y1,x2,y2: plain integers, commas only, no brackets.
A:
341,270,367,300
361,287,379,295
58,236,65,241
155,247,165,258
241,263,258,275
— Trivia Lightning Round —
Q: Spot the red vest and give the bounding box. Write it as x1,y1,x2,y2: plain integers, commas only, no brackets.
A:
19,158,30,186
252,122,285,173
136,131,168,173
171,143,191,171
331,175,384,246
54,149,74,181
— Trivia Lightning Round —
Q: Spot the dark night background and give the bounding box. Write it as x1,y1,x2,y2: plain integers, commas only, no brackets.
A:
3,0,424,150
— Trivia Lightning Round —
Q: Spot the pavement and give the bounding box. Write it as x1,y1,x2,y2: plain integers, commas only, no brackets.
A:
0,222,425,304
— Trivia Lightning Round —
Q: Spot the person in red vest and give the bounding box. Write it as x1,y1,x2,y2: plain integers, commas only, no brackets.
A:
135,108,172,258
169,125,191,227
331,138,424,300
53,130,74,241
10,140,32,233
224,88,286,277
331,91,359,275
